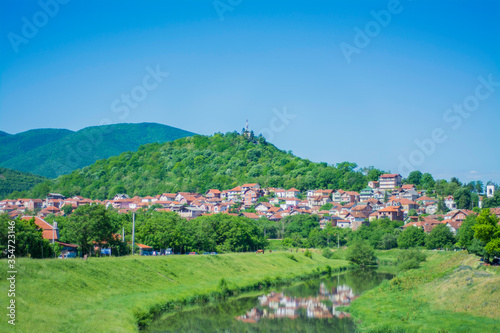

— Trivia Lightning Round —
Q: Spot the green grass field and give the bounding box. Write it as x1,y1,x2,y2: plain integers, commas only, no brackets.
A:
348,250,500,332
0,251,349,333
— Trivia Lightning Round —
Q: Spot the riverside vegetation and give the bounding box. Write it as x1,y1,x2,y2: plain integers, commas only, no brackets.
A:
0,251,351,333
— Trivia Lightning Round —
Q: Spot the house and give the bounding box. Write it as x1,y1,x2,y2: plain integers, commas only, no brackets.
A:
113,194,130,200
397,198,419,212
444,209,473,222
241,212,260,220
286,188,300,198
206,189,221,199
402,189,419,201
21,216,59,241
241,183,260,191
376,206,404,221
337,220,351,229
255,202,272,212
47,193,65,200
378,174,402,190
359,187,374,202
227,187,243,201
401,184,416,191
332,190,345,203
368,181,379,189
160,193,176,201
416,196,437,205
136,243,153,255
444,196,456,210
26,199,43,211
244,189,263,206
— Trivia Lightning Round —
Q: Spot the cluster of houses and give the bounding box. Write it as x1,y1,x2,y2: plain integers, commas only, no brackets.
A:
236,282,355,322
1,174,499,246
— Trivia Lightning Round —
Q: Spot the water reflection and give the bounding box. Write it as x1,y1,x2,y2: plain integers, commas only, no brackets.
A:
146,269,394,333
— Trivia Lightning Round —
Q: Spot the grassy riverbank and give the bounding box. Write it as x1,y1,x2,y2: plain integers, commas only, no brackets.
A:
0,251,349,333
349,250,500,332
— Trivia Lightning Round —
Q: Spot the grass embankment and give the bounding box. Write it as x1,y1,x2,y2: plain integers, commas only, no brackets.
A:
348,250,500,332
0,251,349,333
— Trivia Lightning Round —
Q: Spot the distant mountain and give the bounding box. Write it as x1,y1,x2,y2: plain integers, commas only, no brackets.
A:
0,131,11,138
34,132,380,200
0,168,48,199
0,123,195,178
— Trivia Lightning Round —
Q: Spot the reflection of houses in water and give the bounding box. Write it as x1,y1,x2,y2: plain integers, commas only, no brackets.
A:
236,282,358,323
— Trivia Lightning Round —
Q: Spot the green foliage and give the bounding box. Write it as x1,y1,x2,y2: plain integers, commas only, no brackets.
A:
407,170,422,185
456,214,477,249
454,188,472,209
283,214,319,238
322,248,333,259
304,249,313,258
319,202,333,211
408,209,418,217
65,204,122,255
0,167,48,199
473,208,500,256
397,226,426,249
395,249,427,271
0,214,54,258
483,190,500,208
350,218,402,249
425,224,455,250
0,123,195,178
346,240,377,267
30,133,380,199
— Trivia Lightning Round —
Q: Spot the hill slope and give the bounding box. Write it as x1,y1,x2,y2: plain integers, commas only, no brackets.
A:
0,123,195,178
0,168,48,199
33,132,382,199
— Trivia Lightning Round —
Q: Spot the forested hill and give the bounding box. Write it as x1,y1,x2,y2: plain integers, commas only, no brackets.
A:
0,123,195,178
31,132,385,200
0,168,48,199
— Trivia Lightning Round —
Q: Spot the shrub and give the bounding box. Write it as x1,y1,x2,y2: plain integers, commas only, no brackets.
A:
304,249,313,259
396,248,427,271
322,248,333,259
346,240,377,267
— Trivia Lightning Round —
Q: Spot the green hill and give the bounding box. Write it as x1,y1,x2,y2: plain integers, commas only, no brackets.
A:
31,132,383,199
0,123,195,178
0,168,48,199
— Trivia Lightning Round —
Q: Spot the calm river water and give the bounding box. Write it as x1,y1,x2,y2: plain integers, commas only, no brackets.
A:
145,269,394,333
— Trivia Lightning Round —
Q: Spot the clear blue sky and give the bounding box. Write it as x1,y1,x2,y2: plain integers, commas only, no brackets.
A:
1,0,499,184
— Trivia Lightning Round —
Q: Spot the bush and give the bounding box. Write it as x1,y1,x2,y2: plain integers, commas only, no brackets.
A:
396,249,427,271
346,240,377,267
322,248,333,259
304,249,313,259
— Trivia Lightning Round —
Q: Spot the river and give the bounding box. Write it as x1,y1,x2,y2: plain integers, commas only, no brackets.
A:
145,268,394,333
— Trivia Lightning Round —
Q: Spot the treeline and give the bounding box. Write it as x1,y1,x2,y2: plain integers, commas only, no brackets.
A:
0,168,48,200
27,132,383,200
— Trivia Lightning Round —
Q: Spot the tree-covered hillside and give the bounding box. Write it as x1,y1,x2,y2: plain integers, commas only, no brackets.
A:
0,168,48,199
30,132,383,200
0,123,195,178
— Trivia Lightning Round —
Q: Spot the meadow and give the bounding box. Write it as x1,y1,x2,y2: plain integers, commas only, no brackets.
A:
0,251,349,333
348,250,500,332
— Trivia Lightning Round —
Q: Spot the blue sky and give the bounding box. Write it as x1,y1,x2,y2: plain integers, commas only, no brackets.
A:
1,0,499,184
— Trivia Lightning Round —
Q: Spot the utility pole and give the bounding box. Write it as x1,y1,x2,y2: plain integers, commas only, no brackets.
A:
132,212,135,255
337,233,340,249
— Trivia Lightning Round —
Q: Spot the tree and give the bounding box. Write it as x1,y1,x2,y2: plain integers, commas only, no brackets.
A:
483,190,500,208
437,197,449,213
346,240,377,267
457,214,477,249
397,226,426,249
407,171,422,186
408,209,418,217
475,180,484,194
65,204,120,255
61,204,74,215
425,224,455,249
320,203,333,211
421,173,435,189
0,215,54,258
473,209,500,257
379,233,398,250
454,188,472,210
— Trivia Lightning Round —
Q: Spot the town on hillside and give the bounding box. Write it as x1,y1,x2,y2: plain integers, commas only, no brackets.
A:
1,174,499,252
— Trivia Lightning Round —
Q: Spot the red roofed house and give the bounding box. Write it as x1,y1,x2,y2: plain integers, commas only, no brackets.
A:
378,174,402,190
21,216,59,241
377,206,404,221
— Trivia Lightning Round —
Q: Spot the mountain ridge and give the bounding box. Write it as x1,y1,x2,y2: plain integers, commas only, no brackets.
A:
0,123,195,178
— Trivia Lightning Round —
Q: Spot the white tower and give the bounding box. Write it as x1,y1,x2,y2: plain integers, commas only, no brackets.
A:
486,183,495,198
